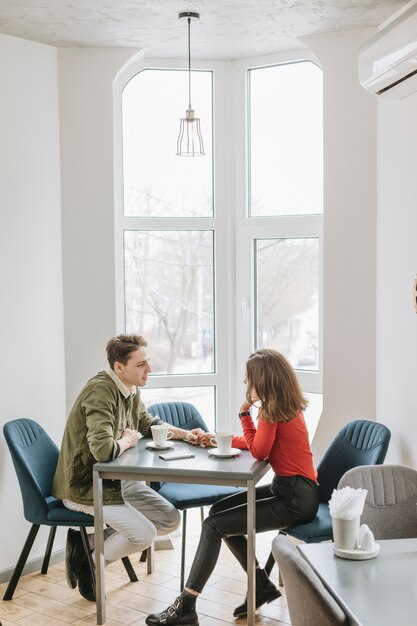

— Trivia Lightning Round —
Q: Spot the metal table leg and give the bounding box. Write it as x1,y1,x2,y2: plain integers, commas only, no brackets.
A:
93,470,106,624
247,479,256,626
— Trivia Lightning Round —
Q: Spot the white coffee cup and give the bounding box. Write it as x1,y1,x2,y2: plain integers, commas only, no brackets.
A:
151,424,174,447
209,432,233,455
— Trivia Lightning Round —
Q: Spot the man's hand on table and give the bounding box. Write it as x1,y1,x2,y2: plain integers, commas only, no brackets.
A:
186,430,216,447
117,428,141,455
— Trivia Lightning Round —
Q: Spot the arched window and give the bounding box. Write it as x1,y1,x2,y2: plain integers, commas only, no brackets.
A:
116,57,323,434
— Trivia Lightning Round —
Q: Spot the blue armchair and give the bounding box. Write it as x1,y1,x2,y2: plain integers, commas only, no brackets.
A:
3,418,137,600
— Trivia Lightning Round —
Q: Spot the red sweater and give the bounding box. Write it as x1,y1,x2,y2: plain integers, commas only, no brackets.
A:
232,411,317,483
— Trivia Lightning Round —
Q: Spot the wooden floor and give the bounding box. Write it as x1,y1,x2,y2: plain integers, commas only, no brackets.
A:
0,509,291,626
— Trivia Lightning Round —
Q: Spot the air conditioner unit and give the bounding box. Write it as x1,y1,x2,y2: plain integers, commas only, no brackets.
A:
358,0,417,99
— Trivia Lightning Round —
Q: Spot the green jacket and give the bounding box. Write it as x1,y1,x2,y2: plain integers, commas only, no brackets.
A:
52,371,160,505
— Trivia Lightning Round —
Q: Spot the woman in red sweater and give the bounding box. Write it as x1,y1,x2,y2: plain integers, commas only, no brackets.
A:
146,349,319,626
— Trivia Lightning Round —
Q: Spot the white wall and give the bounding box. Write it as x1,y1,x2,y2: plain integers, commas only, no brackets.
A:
58,47,138,410
0,34,65,573
1,26,408,576
57,35,380,462
303,30,379,459
377,90,417,467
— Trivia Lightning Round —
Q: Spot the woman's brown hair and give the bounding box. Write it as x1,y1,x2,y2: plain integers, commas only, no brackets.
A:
245,349,307,423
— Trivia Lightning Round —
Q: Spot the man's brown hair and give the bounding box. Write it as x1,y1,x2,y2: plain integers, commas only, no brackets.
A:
106,334,147,369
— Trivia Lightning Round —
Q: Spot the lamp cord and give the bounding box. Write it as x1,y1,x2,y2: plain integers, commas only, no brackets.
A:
187,17,192,109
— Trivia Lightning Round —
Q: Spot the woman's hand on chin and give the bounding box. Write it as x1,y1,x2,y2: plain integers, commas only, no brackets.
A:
239,401,252,414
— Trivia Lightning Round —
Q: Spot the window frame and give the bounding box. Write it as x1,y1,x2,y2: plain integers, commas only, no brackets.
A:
113,59,237,431
236,217,323,395
113,51,323,433
233,53,323,410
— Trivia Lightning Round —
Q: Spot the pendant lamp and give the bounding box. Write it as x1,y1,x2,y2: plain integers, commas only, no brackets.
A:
176,11,205,157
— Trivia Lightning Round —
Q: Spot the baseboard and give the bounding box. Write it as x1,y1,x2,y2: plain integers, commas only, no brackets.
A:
0,549,65,585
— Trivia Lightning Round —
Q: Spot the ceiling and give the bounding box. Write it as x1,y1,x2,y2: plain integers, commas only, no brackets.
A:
0,0,409,60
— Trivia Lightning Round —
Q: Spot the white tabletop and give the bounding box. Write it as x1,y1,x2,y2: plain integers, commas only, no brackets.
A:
298,538,417,626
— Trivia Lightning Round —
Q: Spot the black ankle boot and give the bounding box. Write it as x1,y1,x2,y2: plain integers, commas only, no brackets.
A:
65,529,85,589
77,558,96,602
233,568,281,618
146,592,199,626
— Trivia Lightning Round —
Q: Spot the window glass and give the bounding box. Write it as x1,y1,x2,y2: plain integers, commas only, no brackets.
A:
122,69,213,218
249,391,321,440
303,392,323,440
249,62,323,216
124,230,214,375
255,237,319,371
118,59,323,432
141,386,216,432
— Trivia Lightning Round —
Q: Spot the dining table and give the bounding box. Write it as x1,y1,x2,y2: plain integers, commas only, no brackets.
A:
298,538,417,625
93,437,270,625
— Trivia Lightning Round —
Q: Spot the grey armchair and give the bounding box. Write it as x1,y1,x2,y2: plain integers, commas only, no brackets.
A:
338,464,417,539
271,534,349,626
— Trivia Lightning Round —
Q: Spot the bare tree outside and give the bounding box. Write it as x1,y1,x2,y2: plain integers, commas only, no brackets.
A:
124,229,214,375
122,69,214,377
256,237,319,370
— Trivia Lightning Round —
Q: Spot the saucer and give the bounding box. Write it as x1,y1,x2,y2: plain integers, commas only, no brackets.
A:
146,441,175,451
333,543,380,560
208,448,240,458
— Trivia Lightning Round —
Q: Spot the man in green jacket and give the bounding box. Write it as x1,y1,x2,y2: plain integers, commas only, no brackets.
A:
53,334,202,601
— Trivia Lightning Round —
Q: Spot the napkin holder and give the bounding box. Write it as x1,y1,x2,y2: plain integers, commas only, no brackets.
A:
332,515,360,550
330,487,379,560
332,520,380,560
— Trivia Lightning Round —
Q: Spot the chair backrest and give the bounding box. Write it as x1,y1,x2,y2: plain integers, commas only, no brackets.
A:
3,418,59,525
317,420,391,503
147,402,208,491
338,464,417,540
147,402,209,431
272,534,349,626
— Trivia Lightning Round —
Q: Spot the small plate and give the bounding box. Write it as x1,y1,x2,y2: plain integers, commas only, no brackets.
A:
146,441,175,451
333,543,380,560
208,448,241,458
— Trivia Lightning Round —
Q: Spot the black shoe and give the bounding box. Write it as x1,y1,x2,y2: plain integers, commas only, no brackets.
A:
77,558,96,602
233,568,281,618
65,529,85,589
146,594,199,626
